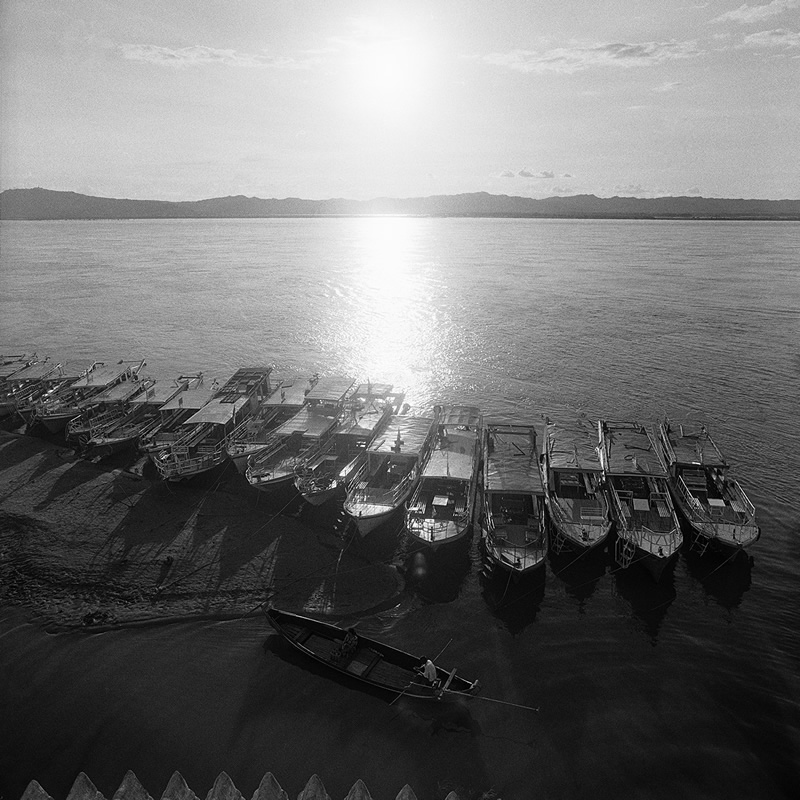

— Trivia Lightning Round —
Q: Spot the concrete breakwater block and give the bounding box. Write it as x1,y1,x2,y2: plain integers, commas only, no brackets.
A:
21,771,434,800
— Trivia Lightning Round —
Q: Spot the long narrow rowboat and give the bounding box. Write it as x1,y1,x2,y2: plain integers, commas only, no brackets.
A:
267,608,479,701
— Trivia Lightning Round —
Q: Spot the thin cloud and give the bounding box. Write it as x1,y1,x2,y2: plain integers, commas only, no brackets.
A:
519,169,555,178
614,184,650,196
653,80,684,92
742,27,800,46
482,40,699,74
713,0,799,24
118,44,315,69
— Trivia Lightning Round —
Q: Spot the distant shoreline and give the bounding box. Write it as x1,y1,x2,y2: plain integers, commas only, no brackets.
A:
2,187,799,221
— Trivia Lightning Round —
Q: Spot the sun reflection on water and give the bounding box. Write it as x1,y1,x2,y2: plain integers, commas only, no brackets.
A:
338,216,433,407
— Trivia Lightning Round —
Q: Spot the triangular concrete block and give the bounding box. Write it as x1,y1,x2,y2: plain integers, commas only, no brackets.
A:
21,781,54,800
343,780,372,800
205,773,244,800
296,775,330,800
394,786,419,800
113,771,153,800
66,773,106,800
250,773,288,800
161,772,198,800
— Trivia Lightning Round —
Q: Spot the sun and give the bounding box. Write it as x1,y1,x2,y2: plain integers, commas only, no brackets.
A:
347,35,429,114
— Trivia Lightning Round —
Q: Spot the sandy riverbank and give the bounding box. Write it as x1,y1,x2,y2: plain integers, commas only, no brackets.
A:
0,431,405,630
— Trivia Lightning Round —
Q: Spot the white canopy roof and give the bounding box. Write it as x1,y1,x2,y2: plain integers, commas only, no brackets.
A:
185,397,248,426
275,406,339,439
484,423,543,494
305,375,354,404
368,415,435,456
546,417,602,472
600,421,666,476
159,385,216,411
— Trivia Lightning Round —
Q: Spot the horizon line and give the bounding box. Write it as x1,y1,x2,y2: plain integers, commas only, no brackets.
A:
2,187,800,204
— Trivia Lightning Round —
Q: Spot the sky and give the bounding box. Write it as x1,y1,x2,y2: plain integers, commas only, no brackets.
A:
1,0,798,201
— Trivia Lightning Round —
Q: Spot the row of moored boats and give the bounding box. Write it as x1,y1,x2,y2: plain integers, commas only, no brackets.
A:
1,352,760,582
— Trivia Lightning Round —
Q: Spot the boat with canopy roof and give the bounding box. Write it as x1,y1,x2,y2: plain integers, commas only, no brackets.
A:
541,416,612,554
653,419,759,554
598,419,683,581
227,373,318,473
480,420,547,576
245,375,355,492
344,413,438,536
152,367,271,480
293,383,405,505
405,404,483,549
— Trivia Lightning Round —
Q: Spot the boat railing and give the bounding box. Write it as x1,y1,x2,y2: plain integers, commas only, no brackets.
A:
348,468,415,506
247,436,292,472
488,526,546,558
70,405,127,436
156,441,226,477
727,480,756,521
610,488,633,529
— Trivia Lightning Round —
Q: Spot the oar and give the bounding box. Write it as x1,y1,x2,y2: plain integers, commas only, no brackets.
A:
432,638,453,662
389,675,427,706
444,689,539,713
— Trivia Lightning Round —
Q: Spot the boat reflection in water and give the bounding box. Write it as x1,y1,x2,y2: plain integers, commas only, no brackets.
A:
681,546,753,612
480,566,546,638
613,562,677,644
403,541,473,605
547,545,610,614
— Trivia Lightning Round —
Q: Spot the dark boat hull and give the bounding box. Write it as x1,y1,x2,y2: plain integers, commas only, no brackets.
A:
267,608,478,700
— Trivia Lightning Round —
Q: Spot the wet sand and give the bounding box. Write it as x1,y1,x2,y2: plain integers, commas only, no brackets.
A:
0,431,405,630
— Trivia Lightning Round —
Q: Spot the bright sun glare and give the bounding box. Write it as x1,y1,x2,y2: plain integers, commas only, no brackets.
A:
348,37,427,113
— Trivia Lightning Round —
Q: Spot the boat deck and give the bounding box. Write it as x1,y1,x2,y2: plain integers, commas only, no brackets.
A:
611,475,675,532
284,623,415,691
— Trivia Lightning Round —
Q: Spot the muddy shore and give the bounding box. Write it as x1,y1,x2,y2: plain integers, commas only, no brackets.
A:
0,430,405,630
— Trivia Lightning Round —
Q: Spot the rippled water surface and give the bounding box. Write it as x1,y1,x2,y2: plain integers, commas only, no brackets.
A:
1,218,799,799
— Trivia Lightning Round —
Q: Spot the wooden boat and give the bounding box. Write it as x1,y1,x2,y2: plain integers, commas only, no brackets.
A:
0,358,62,419
31,359,146,434
405,405,483,549
480,421,548,576
598,420,683,581
293,383,405,505
541,417,612,553
16,359,99,426
84,374,205,457
138,377,215,454
227,374,318,473
245,375,355,493
344,414,438,536
152,367,271,480
0,351,36,381
654,419,759,553
66,377,154,443
267,608,479,700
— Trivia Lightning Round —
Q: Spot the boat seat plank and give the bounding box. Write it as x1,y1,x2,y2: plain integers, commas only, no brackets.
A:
346,649,382,677
294,628,313,645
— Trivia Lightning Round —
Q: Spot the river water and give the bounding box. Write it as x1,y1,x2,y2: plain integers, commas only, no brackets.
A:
1,218,799,799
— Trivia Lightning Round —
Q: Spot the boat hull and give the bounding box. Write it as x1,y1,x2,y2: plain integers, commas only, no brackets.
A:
38,411,78,434
267,608,479,700
481,526,546,576
670,492,760,552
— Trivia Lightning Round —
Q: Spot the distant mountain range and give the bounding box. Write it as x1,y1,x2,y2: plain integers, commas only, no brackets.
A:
1,187,799,220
